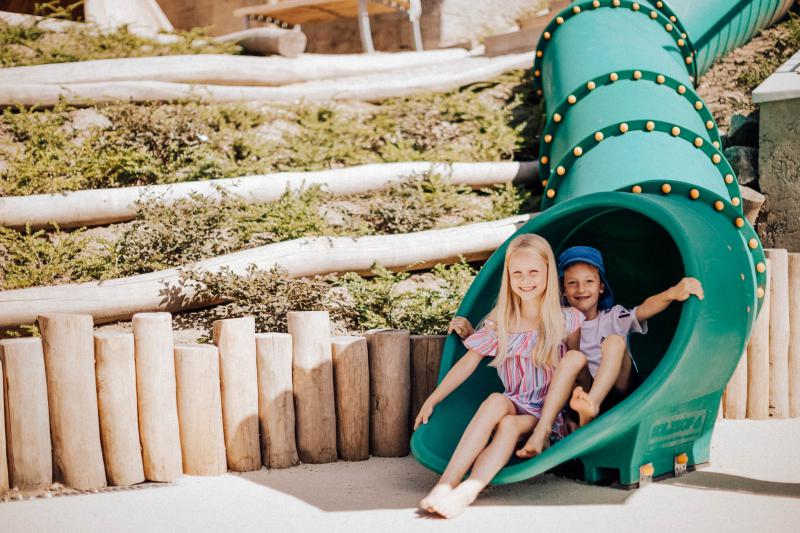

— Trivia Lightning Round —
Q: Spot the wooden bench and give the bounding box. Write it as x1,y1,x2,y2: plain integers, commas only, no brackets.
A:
233,0,423,53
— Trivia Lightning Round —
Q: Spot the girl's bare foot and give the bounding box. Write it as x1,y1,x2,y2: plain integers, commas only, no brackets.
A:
431,481,482,519
516,427,550,458
569,386,599,426
420,484,453,512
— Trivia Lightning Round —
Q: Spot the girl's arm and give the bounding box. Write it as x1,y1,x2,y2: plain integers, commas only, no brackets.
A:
414,349,483,430
636,277,704,322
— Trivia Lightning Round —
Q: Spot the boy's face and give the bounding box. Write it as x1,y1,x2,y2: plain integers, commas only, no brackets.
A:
563,263,603,317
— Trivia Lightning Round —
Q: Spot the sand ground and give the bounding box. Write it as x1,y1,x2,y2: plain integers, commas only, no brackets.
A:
2,418,798,533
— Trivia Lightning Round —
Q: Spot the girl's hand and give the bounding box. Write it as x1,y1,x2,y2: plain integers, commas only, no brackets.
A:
448,316,474,339
414,397,438,430
670,277,704,302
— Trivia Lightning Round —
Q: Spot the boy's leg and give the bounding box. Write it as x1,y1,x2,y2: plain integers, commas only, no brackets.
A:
519,349,587,456
421,392,515,510
571,335,626,425
432,414,537,518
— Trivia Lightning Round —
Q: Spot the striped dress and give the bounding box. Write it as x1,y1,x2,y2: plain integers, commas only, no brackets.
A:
463,307,584,437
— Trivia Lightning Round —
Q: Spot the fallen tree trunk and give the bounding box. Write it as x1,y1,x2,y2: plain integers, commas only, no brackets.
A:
215,27,307,58
0,214,533,328
0,161,537,230
0,53,531,107
0,49,470,87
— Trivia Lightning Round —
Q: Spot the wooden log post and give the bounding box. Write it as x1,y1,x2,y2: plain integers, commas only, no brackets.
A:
789,253,800,418
331,336,369,462
213,317,261,472
0,358,8,494
766,249,790,418
215,27,307,58
132,312,183,482
255,333,299,469
287,311,337,464
723,348,748,419
748,259,771,419
94,332,145,486
366,329,411,457
174,344,227,476
0,338,52,490
38,314,106,490
410,335,445,431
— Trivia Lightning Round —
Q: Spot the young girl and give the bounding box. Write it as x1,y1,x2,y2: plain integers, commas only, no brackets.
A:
414,233,583,519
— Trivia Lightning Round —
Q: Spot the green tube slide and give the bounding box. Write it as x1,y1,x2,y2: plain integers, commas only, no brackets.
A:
411,0,790,486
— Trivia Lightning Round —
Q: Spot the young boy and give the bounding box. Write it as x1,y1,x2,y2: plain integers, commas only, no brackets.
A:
448,245,704,457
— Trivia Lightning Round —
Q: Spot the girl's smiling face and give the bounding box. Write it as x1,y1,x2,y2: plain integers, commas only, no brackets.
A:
562,262,604,318
507,248,548,302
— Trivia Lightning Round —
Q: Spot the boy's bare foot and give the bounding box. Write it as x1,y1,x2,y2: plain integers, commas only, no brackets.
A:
569,386,599,426
420,484,453,512
431,481,481,519
516,427,550,458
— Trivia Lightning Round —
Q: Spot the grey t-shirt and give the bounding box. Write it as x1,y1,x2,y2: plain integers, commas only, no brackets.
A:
581,305,648,377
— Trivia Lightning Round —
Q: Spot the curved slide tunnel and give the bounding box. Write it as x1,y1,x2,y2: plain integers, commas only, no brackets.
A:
412,0,789,486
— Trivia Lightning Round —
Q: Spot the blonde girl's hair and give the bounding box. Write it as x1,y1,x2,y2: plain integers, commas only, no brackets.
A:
489,233,565,369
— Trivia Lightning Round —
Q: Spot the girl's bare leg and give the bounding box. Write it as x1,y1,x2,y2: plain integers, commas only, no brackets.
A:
519,350,586,456
432,414,537,519
570,335,629,426
420,393,516,510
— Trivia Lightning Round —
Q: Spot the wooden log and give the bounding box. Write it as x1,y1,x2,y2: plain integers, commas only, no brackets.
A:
38,314,106,489
366,329,411,457
0,215,533,328
174,344,227,476
84,0,174,34
741,186,766,225
215,27,307,58
0,53,532,107
331,336,369,462
789,253,800,417
94,332,145,486
213,317,261,471
0,161,537,230
484,28,540,57
723,348,748,419
748,259,771,419
255,333,299,469
410,335,445,430
287,311,337,463
0,358,8,494
0,49,470,87
0,338,52,490
766,249,790,418
132,312,183,482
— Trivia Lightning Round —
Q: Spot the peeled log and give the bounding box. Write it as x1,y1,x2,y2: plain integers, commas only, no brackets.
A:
255,333,299,469
38,314,106,489
132,312,183,482
765,249,790,418
94,332,145,486
366,329,411,457
747,259,771,420
213,317,261,472
789,253,800,417
288,312,337,464
0,358,7,494
331,336,369,462
215,27,307,58
410,335,445,430
0,161,536,230
0,338,52,490
723,348,747,419
174,344,227,476
0,49,470,87
0,53,531,107
0,215,533,328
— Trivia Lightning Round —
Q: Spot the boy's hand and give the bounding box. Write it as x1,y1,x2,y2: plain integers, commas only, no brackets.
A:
414,398,437,430
671,277,704,302
448,316,474,339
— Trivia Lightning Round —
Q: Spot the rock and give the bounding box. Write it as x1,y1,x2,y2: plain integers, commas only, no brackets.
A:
70,108,112,132
727,111,759,147
740,185,765,224
723,145,758,186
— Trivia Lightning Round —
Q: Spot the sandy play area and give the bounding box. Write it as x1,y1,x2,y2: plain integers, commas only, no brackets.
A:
1,418,798,533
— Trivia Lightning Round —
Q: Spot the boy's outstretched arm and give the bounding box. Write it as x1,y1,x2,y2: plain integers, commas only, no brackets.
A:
636,277,704,322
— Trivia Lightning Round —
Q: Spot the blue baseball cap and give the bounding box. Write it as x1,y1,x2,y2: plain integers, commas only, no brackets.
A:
557,246,614,310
